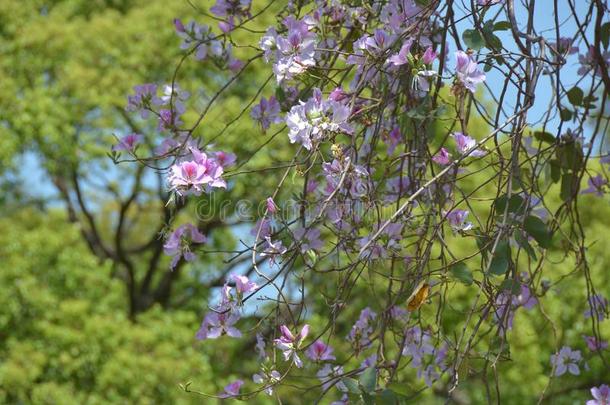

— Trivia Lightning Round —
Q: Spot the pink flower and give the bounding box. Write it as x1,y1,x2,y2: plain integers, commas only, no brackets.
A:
196,311,242,340
388,39,413,66
266,197,278,214
583,335,608,352
452,132,486,157
273,324,309,367
432,148,452,165
445,209,473,232
219,379,244,398
306,340,336,361
261,237,287,264
455,51,486,93
587,384,610,405
231,274,258,294
422,47,437,64
168,148,227,196
213,151,237,167
112,133,143,152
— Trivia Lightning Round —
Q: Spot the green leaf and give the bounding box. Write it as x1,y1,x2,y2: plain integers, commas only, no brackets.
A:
560,108,572,121
534,131,555,144
378,389,400,405
493,21,511,31
385,383,410,397
488,240,510,276
601,22,610,49
550,159,561,183
486,33,502,50
362,392,376,405
523,216,552,248
500,279,521,294
359,367,377,394
462,29,485,50
342,378,361,394
450,262,473,285
560,173,576,202
566,86,584,106
514,231,537,261
556,142,584,172
494,194,525,214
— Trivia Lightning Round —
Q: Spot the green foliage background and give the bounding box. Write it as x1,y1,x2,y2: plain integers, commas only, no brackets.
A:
0,0,609,404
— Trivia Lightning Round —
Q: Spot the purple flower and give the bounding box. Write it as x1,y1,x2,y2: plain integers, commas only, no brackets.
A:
550,346,582,376
388,39,413,66
494,284,537,331
112,133,143,152
455,51,486,93
163,224,206,269
550,37,579,56
251,218,272,239
273,324,309,367
196,311,242,340
316,364,347,392
452,132,486,157
583,335,608,352
255,333,266,358
348,308,376,351
251,96,282,132
157,108,183,131
402,326,435,368
159,83,190,114
380,0,421,33
293,227,324,253
210,0,251,21
261,17,317,83
261,237,287,264
322,158,368,197
231,274,258,295
306,340,336,361
126,83,161,118
581,175,607,196
173,18,186,33
419,365,440,388
176,21,213,60
432,147,452,165
587,384,610,405
445,209,473,232
384,126,402,155
219,379,244,398
578,46,610,76
253,369,281,396
360,353,378,369
213,150,237,167
584,294,609,321
168,148,226,196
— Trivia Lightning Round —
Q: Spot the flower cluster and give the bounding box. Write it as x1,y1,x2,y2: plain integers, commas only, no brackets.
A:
286,88,352,150
260,17,317,83
163,223,206,269
196,274,258,340
168,147,227,196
